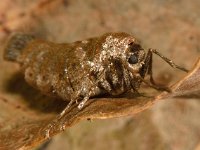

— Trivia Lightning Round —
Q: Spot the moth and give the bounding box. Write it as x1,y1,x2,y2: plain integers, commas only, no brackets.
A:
4,32,188,136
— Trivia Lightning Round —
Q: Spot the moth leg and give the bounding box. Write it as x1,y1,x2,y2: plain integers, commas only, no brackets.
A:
77,67,110,110
140,49,157,85
146,49,156,85
60,96,78,116
78,95,90,109
149,48,189,72
130,86,149,97
45,92,80,139
61,67,107,112
138,75,171,92
140,50,171,92
45,83,97,137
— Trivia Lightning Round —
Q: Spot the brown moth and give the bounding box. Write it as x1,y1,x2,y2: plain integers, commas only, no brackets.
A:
4,32,188,137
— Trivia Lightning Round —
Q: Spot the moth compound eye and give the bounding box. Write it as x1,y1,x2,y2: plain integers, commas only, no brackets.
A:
128,54,138,64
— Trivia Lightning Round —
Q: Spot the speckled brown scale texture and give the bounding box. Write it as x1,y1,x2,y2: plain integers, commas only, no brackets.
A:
0,1,200,149
10,32,145,106
4,31,192,139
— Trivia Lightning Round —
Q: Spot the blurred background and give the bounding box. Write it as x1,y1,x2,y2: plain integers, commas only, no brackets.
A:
0,0,200,150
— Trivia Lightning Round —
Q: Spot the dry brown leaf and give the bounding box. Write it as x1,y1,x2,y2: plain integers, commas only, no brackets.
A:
0,54,199,150
0,0,200,150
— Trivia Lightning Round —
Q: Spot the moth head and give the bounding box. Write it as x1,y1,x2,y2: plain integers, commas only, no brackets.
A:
124,42,146,74
101,33,146,74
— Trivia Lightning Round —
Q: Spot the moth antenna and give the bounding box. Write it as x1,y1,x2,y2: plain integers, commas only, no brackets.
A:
149,49,189,72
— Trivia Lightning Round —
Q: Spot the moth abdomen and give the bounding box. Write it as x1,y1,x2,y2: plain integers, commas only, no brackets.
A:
4,33,35,62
